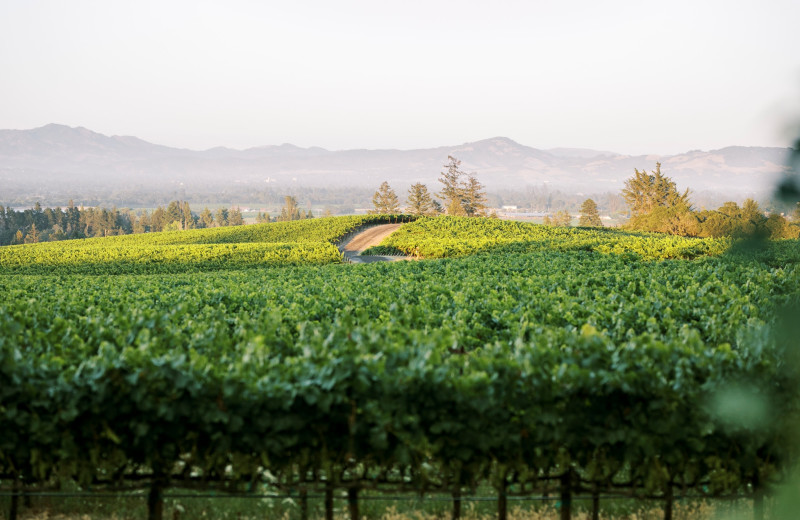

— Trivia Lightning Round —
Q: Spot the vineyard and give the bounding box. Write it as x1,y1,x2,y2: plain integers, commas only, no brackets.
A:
1,216,800,520
0,215,412,275
368,216,731,260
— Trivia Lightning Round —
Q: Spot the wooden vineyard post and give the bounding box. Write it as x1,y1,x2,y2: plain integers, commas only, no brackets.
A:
591,485,600,520
325,481,334,520
560,468,573,520
299,488,309,520
663,484,673,520
8,480,20,520
347,486,359,520
451,488,462,520
497,479,508,520
147,477,165,520
753,472,764,520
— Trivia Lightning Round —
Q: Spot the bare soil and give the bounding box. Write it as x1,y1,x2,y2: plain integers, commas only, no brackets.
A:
341,224,403,252
338,223,408,263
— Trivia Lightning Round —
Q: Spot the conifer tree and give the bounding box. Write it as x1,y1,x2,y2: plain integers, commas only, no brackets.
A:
437,156,490,216
24,223,40,243
406,183,435,215
461,174,488,217
151,207,166,232
622,163,691,217
199,208,214,228
370,182,400,214
578,199,603,227
181,202,195,229
278,196,303,221
228,207,244,226
552,210,572,227
215,207,228,227
166,201,183,228
437,156,465,214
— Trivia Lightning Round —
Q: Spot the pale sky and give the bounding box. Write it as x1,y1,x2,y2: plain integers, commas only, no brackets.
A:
1,0,799,155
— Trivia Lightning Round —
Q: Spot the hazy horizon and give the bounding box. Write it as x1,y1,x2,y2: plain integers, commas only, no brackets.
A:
2,0,800,157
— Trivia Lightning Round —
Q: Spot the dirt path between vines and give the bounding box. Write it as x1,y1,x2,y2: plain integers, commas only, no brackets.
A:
339,223,409,263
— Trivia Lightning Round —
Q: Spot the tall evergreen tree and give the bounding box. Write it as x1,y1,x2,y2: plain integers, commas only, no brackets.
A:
437,156,465,215
181,202,195,229
278,196,302,221
406,183,435,215
437,156,488,217
551,210,572,227
370,182,400,214
24,223,40,243
215,207,229,227
199,207,214,228
622,163,691,217
461,174,488,217
578,199,603,227
228,207,245,226
166,201,183,228
151,207,166,232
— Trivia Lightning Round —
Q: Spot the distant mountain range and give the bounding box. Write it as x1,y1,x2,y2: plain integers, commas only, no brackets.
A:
0,124,793,197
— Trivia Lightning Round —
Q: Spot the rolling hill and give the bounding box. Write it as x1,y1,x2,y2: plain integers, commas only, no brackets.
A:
0,124,791,198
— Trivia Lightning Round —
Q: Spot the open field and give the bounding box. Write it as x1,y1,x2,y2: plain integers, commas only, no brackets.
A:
1,216,799,519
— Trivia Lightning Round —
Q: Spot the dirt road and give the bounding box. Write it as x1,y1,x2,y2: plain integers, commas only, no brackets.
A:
341,224,403,252
339,223,407,263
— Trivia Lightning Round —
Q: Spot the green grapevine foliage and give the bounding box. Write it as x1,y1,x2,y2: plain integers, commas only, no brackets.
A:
0,215,412,275
0,215,798,506
378,216,730,260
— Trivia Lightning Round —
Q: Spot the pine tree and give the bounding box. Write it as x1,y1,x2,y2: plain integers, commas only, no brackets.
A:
181,202,195,229
215,207,228,227
24,223,40,243
437,156,465,214
461,174,488,217
578,199,603,227
406,183,435,215
151,207,166,232
547,210,572,227
278,196,302,221
622,163,691,217
370,182,400,214
228,207,244,226
166,201,183,228
437,156,488,217
199,208,214,228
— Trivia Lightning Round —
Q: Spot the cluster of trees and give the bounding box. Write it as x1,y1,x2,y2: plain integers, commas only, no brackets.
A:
620,163,800,238
0,201,247,246
541,200,603,227
0,202,132,245
542,210,573,227
370,156,490,217
260,196,314,222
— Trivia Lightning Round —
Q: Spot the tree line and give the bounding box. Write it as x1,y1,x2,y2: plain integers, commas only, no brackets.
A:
369,157,800,239
619,162,800,238
0,196,319,246
370,156,492,217
0,201,244,246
